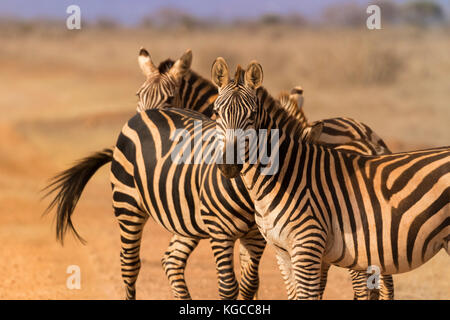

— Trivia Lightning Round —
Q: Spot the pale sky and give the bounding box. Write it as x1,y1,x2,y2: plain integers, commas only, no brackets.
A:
0,0,448,24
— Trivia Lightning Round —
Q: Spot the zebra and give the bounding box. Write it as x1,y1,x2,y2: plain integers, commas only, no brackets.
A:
215,64,396,300
136,48,225,299
210,57,450,299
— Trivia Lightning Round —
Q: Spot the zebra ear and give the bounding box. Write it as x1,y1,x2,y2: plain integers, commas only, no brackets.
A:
303,121,323,143
211,57,230,89
290,86,304,110
138,47,158,77
245,61,263,90
169,49,192,80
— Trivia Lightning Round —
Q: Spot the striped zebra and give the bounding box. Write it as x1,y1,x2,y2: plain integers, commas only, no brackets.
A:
136,48,225,299
210,58,450,299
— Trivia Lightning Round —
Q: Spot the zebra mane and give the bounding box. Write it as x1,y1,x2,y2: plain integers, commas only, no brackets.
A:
155,58,217,117
158,58,212,89
222,72,306,139
158,59,175,74
256,86,306,139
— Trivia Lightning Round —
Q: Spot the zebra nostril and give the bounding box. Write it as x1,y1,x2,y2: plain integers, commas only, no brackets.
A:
217,163,242,179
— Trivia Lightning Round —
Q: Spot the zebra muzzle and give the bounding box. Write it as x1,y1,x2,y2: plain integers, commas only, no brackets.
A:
217,163,243,179
218,137,243,178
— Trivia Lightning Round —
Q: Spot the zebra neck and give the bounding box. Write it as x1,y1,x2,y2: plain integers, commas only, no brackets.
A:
178,71,218,117
239,88,309,197
240,132,305,200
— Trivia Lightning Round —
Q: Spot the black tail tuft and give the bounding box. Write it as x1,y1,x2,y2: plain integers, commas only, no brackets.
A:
42,148,114,245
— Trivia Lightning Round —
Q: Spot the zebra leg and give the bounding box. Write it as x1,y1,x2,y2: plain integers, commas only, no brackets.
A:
275,248,297,299
238,226,266,300
348,271,395,300
210,238,239,299
161,235,200,299
378,275,394,300
291,239,325,300
349,270,371,300
318,261,331,299
115,204,148,300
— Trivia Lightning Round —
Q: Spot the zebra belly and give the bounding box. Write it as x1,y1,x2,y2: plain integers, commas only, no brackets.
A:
322,203,450,274
134,160,210,239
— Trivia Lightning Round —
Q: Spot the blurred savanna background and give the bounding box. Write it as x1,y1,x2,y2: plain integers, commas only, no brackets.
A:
0,0,448,299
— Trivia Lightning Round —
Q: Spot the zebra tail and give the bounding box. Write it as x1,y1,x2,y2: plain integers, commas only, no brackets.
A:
42,148,114,245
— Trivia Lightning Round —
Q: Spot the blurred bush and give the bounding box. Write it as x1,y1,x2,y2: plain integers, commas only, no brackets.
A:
320,0,446,27
403,0,445,26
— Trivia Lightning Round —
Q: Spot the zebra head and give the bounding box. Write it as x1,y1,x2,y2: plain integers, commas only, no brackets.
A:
136,48,192,112
211,57,263,179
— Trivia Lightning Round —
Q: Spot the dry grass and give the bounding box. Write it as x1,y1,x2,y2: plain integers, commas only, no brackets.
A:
0,25,448,299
